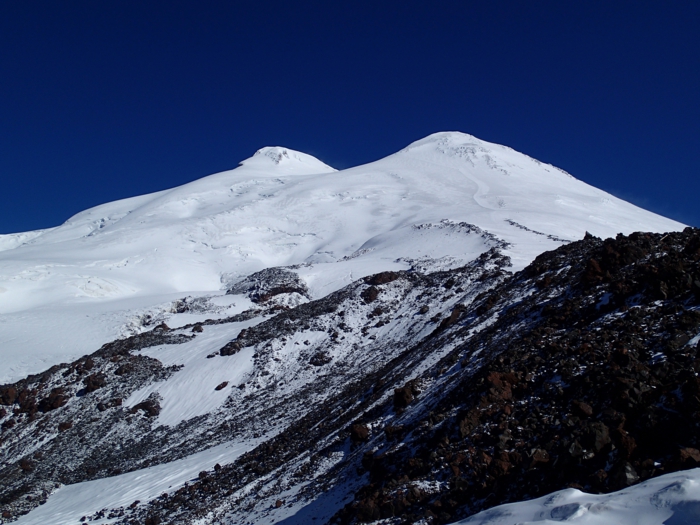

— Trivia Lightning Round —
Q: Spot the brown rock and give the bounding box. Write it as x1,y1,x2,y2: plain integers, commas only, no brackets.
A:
615,428,637,458
459,411,479,438
384,425,404,440
530,448,550,468
509,451,523,465
220,341,242,356
17,390,38,415
38,387,68,412
130,399,161,417
479,451,492,467
214,381,229,391
583,258,604,284
365,271,400,285
379,500,395,518
83,373,107,393
355,498,380,521
486,371,505,389
97,398,122,412
350,423,370,443
0,386,17,405
568,440,583,458
611,462,639,488
590,469,608,484
437,305,467,330
18,458,34,472
361,286,380,303
572,400,594,417
679,447,700,465
393,386,414,409
309,351,332,366
491,458,511,476
114,363,134,376
588,421,611,452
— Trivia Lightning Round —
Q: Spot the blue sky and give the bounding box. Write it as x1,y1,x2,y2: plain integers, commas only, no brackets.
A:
1,1,698,233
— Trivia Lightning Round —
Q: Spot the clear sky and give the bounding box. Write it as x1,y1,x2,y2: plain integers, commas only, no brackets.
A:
1,1,698,233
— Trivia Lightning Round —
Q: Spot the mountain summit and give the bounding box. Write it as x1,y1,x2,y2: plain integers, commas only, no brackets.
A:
0,133,695,525
238,146,336,173
0,132,683,383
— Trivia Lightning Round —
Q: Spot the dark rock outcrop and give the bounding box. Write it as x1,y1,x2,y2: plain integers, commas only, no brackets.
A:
226,267,309,303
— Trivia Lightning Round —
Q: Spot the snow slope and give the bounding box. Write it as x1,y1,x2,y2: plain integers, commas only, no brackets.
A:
13,439,261,525
456,468,700,525
0,133,683,383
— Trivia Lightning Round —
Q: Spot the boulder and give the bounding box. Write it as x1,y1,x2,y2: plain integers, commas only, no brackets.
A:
393,386,414,409
83,373,107,393
361,286,380,303
350,424,370,443
130,399,161,418
38,388,68,412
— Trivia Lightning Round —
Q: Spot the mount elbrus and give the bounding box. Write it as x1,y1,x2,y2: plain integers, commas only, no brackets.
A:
0,133,697,525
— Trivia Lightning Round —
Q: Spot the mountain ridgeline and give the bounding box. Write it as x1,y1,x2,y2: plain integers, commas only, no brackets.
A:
0,133,694,524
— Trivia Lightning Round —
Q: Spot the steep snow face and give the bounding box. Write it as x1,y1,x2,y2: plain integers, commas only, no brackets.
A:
0,132,684,383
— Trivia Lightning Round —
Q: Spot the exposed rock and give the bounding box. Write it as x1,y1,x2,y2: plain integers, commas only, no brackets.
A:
83,373,107,393
361,286,380,304
365,272,401,286
38,387,68,412
572,400,593,417
350,424,370,443
393,386,414,410
129,398,161,418
586,421,611,452
679,447,700,465
0,386,17,405
226,267,309,303
309,351,332,366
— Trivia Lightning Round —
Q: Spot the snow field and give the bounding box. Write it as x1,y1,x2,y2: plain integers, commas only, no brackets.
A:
125,319,261,427
13,440,261,525
455,468,700,525
0,133,683,384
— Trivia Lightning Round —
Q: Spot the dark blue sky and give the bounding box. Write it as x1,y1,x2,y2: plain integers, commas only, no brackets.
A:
1,1,698,233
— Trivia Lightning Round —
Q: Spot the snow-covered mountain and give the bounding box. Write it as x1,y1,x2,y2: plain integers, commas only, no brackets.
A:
0,132,681,384
1,132,698,525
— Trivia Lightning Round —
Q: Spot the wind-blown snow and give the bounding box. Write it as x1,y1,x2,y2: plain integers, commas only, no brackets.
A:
124,321,259,426
454,468,700,525
13,439,261,525
0,133,684,383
